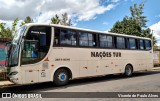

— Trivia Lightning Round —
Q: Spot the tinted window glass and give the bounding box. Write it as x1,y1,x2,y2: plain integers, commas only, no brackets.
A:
139,40,144,49
79,32,95,47
99,35,113,48
21,26,51,65
60,30,77,46
129,38,136,49
116,37,125,49
54,28,60,46
88,33,94,46
145,40,151,50
79,32,88,46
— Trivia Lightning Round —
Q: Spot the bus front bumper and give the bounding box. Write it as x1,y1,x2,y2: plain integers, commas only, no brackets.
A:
8,72,22,84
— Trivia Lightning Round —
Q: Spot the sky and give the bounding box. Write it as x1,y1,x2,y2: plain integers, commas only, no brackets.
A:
0,0,160,45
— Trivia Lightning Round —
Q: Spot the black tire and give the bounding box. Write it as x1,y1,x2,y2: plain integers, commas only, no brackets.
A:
124,65,133,77
54,68,69,86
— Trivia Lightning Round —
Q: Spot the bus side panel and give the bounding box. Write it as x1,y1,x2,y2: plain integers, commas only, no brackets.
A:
49,47,80,81
49,47,153,81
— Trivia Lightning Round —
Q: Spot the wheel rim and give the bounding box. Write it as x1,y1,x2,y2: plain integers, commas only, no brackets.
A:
126,67,131,75
58,73,66,81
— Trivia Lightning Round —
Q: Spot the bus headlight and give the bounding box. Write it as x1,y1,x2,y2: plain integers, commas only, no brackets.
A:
9,71,18,75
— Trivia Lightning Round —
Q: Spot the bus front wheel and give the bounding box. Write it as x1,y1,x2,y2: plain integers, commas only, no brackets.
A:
53,68,69,86
124,65,133,77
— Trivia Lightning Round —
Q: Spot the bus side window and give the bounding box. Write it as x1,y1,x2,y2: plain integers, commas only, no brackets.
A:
116,37,125,49
69,30,77,46
129,38,136,49
145,40,151,50
54,28,60,46
79,32,96,47
125,38,130,49
79,32,89,46
99,35,113,48
139,39,144,50
93,34,97,47
88,33,97,47
60,29,77,46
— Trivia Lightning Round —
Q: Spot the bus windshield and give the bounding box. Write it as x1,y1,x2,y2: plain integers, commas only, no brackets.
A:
7,26,26,67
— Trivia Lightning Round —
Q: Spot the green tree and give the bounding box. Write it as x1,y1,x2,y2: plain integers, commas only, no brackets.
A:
130,3,147,28
12,18,19,37
143,29,157,46
51,14,60,24
51,13,72,26
6,27,12,38
152,36,157,46
0,16,34,39
20,16,33,26
60,13,72,26
0,23,8,38
24,16,33,23
110,17,141,36
0,18,20,39
110,3,157,46
0,23,12,38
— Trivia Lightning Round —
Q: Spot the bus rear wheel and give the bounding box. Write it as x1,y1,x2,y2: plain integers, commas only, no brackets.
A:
124,65,133,77
54,68,69,86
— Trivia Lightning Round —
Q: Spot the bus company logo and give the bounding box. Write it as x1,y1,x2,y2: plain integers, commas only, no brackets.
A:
91,52,121,58
41,72,46,77
2,93,11,98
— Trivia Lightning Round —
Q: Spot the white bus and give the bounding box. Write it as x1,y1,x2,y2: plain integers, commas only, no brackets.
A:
6,23,153,86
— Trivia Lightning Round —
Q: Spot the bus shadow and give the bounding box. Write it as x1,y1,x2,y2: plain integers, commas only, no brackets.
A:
67,70,160,88
1,70,160,93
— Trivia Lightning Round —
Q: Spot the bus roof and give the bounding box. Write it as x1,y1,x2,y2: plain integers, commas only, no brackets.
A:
25,23,151,40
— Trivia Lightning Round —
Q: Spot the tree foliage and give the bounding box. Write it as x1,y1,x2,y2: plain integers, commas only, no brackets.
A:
130,3,147,28
111,17,141,36
51,13,72,26
12,18,19,38
20,16,33,27
0,16,34,39
0,13,72,39
110,3,157,46
51,14,60,24
24,16,33,23
60,13,72,26
0,18,19,39
0,23,12,38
